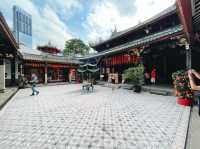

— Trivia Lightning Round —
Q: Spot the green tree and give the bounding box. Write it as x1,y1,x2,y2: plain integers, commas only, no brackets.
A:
63,39,90,56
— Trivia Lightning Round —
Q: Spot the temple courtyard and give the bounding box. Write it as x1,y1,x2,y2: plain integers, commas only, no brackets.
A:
0,84,190,149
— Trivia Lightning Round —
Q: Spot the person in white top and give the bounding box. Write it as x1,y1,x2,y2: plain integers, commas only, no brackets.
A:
29,73,39,96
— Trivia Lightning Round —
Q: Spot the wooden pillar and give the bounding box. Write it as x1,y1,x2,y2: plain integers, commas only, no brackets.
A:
10,58,16,86
186,43,192,69
163,55,167,82
0,59,5,92
63,68,67,82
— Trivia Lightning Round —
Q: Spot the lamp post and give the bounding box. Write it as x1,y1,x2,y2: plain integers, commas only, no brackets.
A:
185,42,191,69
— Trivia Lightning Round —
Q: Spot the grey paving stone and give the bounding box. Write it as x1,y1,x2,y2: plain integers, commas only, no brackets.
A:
0,84,190,149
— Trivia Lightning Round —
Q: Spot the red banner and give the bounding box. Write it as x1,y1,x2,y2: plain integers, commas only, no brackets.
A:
102,53,140,66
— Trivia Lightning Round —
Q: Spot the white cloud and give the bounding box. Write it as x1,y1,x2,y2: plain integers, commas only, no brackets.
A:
84,0,176,42
0,0,82,49
134,0,175,21
47,0,82,20
49,0,82,10
33,4,72,49
0,0,177,49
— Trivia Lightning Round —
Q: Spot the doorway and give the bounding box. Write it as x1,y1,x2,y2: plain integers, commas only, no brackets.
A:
142,46,186,84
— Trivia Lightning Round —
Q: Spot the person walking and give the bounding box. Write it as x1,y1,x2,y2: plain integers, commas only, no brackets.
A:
188,69,200,116
151,67,156,84
30,73,39,96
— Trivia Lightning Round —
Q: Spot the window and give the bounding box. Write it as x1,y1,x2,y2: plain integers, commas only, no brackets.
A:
23,22,25,33
19,13,21,21
20,21,23,32
28,18,32,35
25,16,28,34
30,23,32,36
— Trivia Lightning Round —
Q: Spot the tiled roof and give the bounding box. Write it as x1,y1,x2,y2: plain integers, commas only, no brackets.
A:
80,25,183,60
92,4,177,48
19,45,80,64
0,11,18,50
192,0,200,27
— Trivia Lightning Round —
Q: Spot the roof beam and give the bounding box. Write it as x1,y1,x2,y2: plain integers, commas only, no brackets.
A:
193,13,200,21
194,6,200,14
0,12,18,50
193,17,200,24
176,0,193,42
193,12,200,19
195,0,200,5
194,15,200,21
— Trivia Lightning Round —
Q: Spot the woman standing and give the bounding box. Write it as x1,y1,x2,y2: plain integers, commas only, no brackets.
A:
151,67,156,84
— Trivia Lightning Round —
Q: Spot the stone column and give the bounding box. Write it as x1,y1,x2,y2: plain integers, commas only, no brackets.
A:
0,59,5,92
20,64,23,75
44,66,48,84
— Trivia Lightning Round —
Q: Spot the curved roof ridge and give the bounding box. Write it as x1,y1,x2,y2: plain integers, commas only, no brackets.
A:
92,4,177,48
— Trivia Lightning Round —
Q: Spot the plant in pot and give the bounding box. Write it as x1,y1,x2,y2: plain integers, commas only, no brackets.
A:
123,65,144,93
172,70,194,106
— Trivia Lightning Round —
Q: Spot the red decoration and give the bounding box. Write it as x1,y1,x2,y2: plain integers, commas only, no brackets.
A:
25,63,43,68
102,53,141,66
38,46,60,54
177,98,193,106
49,64,68,68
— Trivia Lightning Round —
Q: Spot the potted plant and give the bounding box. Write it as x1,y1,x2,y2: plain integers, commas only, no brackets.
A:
123,65,144,93
172,70,194,106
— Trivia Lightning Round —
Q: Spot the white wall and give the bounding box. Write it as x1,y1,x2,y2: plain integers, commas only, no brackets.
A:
0,59,5,91
5,59,11,80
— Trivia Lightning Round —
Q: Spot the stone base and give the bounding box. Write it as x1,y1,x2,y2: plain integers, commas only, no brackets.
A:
177,98,193,106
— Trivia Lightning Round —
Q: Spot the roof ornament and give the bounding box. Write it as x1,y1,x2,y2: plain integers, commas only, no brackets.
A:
178,37,187,46
144,26,151,34
111,25,118,37
48,41,52,46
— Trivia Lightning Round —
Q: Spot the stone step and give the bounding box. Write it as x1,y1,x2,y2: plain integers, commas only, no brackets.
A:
149,90,170,96
142,86,174,96
120,84,133,90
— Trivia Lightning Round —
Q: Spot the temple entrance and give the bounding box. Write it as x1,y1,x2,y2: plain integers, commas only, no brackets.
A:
143,46,186,85
24,66,45,83
47,68,66,83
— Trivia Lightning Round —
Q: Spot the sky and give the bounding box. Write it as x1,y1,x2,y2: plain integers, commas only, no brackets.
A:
0,0,175,50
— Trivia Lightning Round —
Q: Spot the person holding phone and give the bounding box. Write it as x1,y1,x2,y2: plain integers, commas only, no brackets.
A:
188,69,200,116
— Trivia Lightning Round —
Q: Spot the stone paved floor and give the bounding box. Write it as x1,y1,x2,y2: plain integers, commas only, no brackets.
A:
186,105,200,149
0,87,18,109
0,85,190,149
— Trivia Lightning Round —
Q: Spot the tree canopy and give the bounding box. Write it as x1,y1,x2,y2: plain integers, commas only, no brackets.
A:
63,39,90,56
